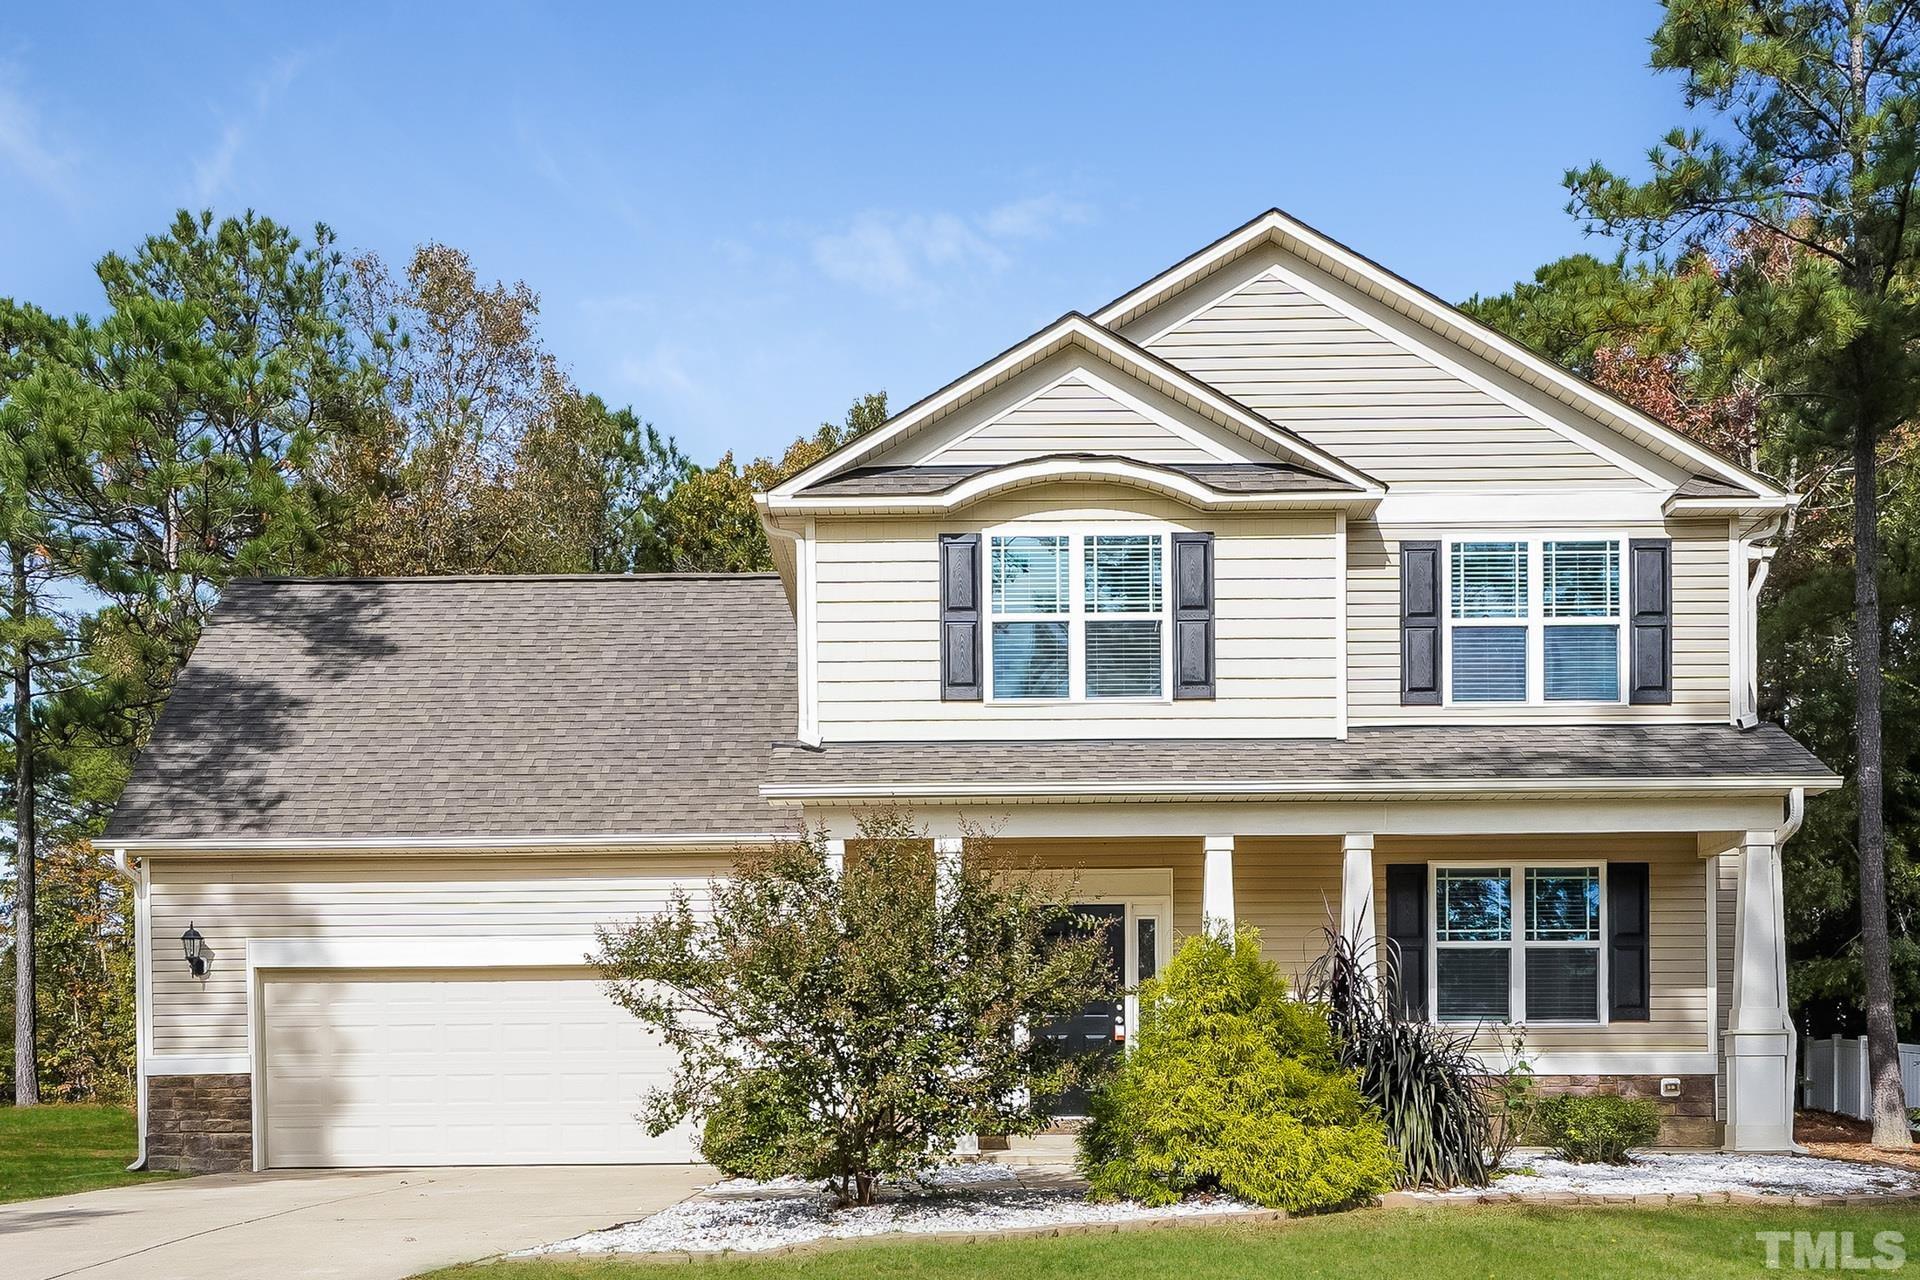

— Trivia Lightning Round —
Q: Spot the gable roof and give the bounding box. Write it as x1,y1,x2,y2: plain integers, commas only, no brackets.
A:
1091,208,1789,502
104,576,798,845
766,313,1385,505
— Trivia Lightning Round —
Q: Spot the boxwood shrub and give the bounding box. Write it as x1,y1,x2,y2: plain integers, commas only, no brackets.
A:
1532,1094,1662,1164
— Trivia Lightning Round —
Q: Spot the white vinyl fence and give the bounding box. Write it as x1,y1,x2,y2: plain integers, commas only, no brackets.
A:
1803,1035,1920,1120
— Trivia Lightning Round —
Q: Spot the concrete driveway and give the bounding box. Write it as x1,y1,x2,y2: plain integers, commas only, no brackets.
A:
1,1165,711,1280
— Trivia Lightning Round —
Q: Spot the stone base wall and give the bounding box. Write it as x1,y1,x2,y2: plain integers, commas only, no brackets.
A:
1528,1073,1719,1149
148,1073,253,1172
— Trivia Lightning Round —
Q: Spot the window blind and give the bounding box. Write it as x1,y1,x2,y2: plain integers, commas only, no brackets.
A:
1525,949,1598,1021
1451,627,1527,702
1544,540,1620,617
1525,867,1600,941
1086,620,1162,697
1436,950,1510,1021
1543,626,1620,701
1085,535,1162,612
991,620,1067,699
991,536,1068,613
1451,542,1527,617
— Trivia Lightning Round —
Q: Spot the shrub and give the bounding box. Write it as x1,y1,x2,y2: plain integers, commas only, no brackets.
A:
1077,928,1397,1212
594,809,1115,1206
699,1070,809,1180
1532,1095,1662,1164
1305,920,1496,1190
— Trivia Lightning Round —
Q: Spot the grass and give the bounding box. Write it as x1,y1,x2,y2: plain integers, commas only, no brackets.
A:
0,1103,180,1204
418,1202,1920,1280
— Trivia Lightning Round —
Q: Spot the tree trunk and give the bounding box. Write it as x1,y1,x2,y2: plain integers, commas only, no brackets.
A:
1852,416,1909,1147
10,541,36,1107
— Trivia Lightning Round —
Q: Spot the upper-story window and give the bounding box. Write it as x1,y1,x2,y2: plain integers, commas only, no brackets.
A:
988,532,1165,701
1447,538,1623,704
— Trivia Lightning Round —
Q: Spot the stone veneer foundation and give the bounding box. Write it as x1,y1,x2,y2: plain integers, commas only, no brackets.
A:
147,1072,253,1172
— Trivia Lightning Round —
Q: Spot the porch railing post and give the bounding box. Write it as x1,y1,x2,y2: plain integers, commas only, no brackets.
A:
1202,835,1235,939
1340,832,1377,976
1723,829,1795,1151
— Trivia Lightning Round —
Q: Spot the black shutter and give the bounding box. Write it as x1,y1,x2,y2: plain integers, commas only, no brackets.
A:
1628,538,1672,705
1385,864,1428,1020
1171,531,1214,700
1608,862,1651,1021
1400,540,1442,705
939,533,981,701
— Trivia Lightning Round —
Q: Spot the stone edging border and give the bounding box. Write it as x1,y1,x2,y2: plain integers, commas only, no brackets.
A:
528,1184,1920,1265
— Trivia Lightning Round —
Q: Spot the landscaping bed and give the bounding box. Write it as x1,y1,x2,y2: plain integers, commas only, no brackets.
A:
1420,1151,1919,1200
513,1166,1261,1258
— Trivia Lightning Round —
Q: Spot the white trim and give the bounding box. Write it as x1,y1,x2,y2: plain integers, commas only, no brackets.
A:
767,456,1380,517
1334,511,1350,739
146,1053,250,1077
799,518,820,745
107,832,786,853
1091,210,1787,500
248,936,600,972
767,314,1384,499
761,775,1837,802
1379,490,1683,526
1481,1050,1720,1076
1705,854,1720,1056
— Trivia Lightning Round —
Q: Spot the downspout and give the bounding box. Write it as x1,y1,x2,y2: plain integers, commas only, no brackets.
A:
1737,515,1785,728
1775,788,1806,1151
109,849,149,1171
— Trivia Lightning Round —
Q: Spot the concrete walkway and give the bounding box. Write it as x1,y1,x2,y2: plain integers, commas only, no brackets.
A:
0,1165,711,1280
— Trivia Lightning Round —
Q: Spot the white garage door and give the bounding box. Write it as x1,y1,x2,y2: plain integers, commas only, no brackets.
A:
261,968,693,1167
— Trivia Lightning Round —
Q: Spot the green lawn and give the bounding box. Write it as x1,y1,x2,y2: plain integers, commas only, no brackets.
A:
420,1203,1920,1280
0,1103,180,1204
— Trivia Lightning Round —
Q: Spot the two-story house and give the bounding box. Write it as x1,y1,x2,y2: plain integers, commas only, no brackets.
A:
105,209,1837,1174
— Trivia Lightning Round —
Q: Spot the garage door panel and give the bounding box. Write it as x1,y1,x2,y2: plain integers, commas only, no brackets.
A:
262,969,689,1167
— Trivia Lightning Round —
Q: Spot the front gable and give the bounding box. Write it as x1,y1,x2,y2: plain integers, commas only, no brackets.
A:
1121,246,1655,491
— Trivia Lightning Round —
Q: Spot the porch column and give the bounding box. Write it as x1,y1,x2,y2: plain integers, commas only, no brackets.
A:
1723,829,1795,1151
823,838,845,879
1202,835,1235,938
933,836,963,910
1340,832,1377,974
932,835,978,1155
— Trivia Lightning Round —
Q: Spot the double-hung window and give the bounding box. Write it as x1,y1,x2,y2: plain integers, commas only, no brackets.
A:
1432,864,1604,1025
1447,538,1624,704
988,532,1165,701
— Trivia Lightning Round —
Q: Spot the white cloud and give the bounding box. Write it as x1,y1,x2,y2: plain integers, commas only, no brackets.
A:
188,52,306,205
810,195,1093,305
0,65,77,202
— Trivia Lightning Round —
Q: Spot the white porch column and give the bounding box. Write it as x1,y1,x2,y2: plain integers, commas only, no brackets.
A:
933,836,963,909
823,838,845,879
1202,835,1235,938
1723,829,1795,1151
1340,832,1377,973
931,835,978,1155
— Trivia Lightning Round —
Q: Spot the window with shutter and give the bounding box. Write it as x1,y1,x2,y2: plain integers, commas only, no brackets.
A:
1437,537,1628,706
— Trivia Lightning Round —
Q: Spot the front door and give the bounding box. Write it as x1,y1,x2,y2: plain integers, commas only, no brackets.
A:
1039,903,1126,1117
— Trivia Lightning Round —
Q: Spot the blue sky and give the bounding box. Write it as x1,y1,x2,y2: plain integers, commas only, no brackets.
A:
1,2,1681,465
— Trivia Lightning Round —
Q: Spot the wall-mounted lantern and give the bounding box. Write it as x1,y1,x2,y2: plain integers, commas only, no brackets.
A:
181,923,207,977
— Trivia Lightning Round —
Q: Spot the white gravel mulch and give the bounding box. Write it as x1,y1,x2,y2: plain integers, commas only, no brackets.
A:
1425,1152,1918,1199
516,1165,1259,1256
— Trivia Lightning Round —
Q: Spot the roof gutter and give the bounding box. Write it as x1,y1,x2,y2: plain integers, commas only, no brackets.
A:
761,774,1840,803
103,831,794,854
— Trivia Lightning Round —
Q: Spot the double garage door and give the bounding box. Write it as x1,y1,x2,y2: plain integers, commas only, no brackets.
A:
260,968,694,1167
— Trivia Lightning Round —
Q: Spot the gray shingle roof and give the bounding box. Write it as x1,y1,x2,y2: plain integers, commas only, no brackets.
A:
105,576,797,842
764,723,1837,799
1675,475,1762,499
798,457,1361,497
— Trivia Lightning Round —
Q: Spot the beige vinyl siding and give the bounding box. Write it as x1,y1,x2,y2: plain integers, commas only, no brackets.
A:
981,838,1205,940
1235,837,1343,985
1369,835,1710,1055
1347,518,1730,723
921,375,1218,466
1133,268,1646,491
812,483,1340,739
147,851,732,1058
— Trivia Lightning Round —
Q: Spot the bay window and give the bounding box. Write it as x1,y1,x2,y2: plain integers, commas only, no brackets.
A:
1432,863,1604,1025
1447,538,1624,704
989,531,1165,701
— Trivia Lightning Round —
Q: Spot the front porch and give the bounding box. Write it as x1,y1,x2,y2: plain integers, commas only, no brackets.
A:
806,791,1806,1153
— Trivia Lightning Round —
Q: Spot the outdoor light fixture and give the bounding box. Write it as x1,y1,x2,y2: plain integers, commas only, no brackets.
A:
181,923,207,977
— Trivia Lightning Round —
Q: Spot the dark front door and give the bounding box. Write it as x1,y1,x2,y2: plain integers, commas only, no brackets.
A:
1039,903,1125,1117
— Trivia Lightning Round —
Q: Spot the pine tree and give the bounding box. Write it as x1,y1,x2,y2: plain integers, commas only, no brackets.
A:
1568,0,1920,1146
